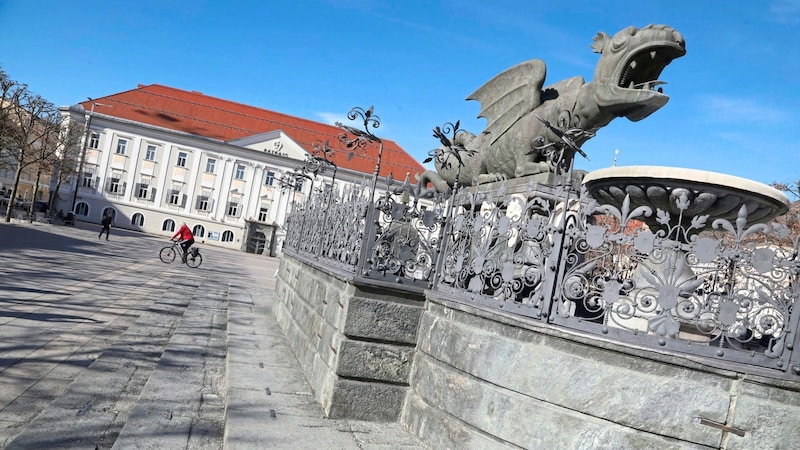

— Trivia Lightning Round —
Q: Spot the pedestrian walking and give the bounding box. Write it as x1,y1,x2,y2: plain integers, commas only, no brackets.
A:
99,213,112,240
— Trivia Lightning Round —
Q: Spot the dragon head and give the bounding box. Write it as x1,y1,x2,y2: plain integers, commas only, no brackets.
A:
591,24,686,121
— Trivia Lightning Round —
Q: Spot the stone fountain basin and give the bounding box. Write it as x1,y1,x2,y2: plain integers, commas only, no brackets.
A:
582,166,790,228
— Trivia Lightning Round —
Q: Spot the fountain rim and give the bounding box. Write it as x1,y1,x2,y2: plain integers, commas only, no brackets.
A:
582,165,790,209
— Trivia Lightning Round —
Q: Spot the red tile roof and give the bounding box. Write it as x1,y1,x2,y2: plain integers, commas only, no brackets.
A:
79,84,424,179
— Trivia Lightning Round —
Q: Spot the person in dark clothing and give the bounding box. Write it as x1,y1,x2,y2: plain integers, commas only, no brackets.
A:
99,213,112,240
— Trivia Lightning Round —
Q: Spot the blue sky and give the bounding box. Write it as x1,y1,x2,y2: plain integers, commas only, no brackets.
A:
1,0,798,186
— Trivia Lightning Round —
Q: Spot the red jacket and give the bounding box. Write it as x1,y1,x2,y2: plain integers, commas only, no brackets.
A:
172,224,194,241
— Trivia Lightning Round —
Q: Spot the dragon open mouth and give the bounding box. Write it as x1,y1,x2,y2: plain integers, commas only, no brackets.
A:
618,45,685,94
593,24,686,121
592,26,686,122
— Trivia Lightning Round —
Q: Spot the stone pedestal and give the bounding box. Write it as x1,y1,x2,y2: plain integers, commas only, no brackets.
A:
273,254,425,420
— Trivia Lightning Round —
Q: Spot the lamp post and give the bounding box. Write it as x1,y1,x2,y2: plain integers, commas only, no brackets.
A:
309,139,338,204
70,101,108,212
276,170,312,251
272,173,296,255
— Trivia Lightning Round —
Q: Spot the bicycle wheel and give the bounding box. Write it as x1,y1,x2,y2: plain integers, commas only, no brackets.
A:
159,246,177,263
185,253,203,268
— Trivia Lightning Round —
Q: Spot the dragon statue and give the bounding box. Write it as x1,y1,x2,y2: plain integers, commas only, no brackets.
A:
418,24,686,195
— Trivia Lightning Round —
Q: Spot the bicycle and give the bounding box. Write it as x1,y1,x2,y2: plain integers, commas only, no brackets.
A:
159,240,203,268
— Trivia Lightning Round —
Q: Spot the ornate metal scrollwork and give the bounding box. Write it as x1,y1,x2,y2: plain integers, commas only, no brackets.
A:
283,108,800,377
553,191,798,367
335,106,382,161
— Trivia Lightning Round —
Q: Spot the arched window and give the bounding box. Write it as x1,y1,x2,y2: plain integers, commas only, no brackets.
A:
221,230,234,242
131,213,144,227
75,202,89,216
102,207,116,221
192,224,205,238
162,219,176,232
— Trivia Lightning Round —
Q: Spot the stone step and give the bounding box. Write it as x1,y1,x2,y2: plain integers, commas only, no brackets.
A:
4,273,220,449
111,278,228,449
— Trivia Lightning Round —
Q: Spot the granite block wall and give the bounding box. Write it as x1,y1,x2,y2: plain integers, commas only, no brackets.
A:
273,254,800,448
402,293,800,449
273,255,425,421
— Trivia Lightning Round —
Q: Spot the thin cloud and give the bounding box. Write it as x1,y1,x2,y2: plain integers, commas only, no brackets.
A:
698,95,787,125
770,0,800,23
316,112,348,126
715,131,755,146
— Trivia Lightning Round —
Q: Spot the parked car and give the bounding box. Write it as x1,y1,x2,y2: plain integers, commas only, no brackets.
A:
33,201,48,213
0,196,24,208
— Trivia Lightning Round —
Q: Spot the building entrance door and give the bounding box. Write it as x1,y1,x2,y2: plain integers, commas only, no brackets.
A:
248,231,267,254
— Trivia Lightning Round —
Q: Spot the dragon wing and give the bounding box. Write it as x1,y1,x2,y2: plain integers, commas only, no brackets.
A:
466,59,546,145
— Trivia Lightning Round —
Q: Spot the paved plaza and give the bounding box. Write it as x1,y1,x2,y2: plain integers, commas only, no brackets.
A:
0,220,425,449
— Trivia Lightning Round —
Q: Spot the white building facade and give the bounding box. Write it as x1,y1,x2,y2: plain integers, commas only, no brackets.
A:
58,107,375,256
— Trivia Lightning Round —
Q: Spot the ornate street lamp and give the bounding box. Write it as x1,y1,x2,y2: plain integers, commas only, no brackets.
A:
335,106,383,205
276,170,310,215
309,138,338,204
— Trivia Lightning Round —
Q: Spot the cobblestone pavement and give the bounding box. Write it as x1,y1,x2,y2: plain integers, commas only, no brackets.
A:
0,220,426,449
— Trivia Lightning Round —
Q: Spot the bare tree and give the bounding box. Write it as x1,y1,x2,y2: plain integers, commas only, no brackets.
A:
772,181,800,201
0,67,20,175
772,180,800,240
2,83,61,222
25,112,69,221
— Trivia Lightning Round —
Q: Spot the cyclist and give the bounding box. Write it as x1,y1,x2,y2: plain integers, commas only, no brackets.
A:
171,222,195,262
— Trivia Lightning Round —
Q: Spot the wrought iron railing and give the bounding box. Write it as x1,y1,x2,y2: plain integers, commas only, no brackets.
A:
282,111,800,380
436,179,800,376
284,174,449,292
284,180,370,271
285,174,800,379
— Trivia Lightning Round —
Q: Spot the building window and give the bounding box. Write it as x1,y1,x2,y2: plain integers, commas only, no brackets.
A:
167,189,182,206
145,145,157,161
75,202,89,216
135,182,150,199
235,164,245,180
205,158,216,173
221,230,234,242
294,178,304,191
177,151,187,167
162,219,176,232
106,176,123,194
89,132,100,149
196,195,211,211
82,172,94,188
226,201,239,217
265,171,275,186
131,213,145,226
258,204,269,222
192,224,205,238
116,139,127,155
